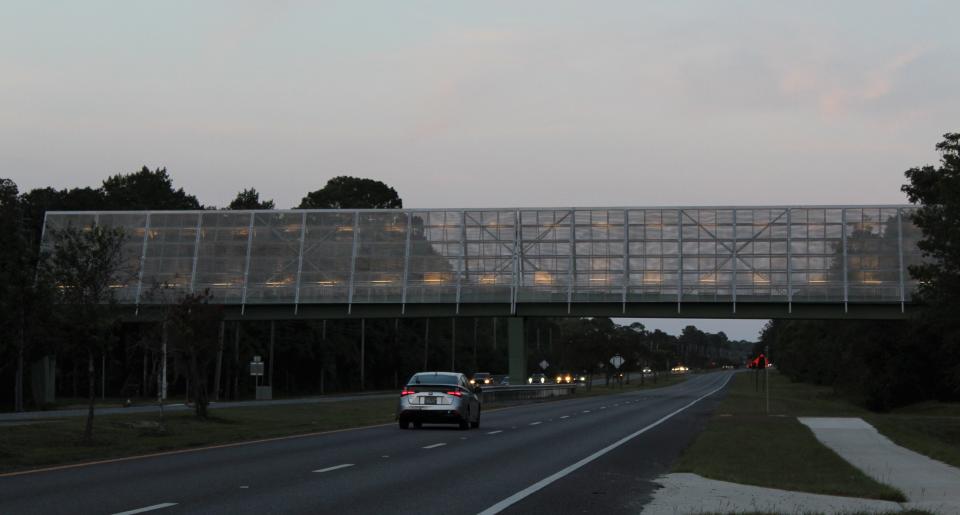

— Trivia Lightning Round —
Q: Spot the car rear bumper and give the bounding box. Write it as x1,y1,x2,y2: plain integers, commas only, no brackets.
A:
397,407,466,423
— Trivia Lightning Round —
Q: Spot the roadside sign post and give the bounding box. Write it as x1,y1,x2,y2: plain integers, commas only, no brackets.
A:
610,355,624,388
250,355,270,400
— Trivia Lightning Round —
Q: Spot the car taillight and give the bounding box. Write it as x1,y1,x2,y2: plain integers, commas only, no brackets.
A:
401,389,416,396
446,390,462,397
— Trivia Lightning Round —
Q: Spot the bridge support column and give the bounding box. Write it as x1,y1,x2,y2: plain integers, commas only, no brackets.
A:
508,317,526,385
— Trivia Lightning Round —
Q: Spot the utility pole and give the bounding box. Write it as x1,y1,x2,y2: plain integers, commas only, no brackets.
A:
214,320,224,401
233,322,240,400
423,318,430,370
473,318,479,370
360,318,365,391
269,320,275,388
765,345,770,414
161,321,168,401
101,353,106,401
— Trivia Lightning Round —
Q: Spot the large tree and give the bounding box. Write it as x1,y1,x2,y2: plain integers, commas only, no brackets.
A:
901,132,960,397
901,132,960,312
101,166,201,210
45,224,128,442
0,179,57,412
228,188,275,210
298,176,402,209
167,290,223,419
0,179,24,410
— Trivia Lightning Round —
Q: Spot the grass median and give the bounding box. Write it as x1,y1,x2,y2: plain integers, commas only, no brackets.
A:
0,373,689,474
672,371,906,501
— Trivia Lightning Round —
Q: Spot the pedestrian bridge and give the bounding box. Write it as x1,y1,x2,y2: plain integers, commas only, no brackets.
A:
42,205,922,320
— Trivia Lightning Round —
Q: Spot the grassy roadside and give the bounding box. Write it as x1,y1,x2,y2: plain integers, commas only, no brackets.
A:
0,373,688,474
865,402,960,470
672,371,906,501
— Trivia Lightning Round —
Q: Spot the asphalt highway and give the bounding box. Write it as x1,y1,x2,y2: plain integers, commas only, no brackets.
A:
0,371,733,515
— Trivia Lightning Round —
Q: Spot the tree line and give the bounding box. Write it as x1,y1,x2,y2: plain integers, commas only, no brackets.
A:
762,133,960,411
0,168,749,442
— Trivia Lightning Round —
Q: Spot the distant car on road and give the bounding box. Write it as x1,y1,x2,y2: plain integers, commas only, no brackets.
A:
642,367,653,374
470,372,493,386
555,372,574,384
397,372,481,430
528,372,547,384
499,376,510,385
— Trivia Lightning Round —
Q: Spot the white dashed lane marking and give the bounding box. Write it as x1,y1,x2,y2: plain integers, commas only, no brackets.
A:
529,421,542,426
582,410,591,413
487,430,503,435
313,464,355,473
111,503,178,515
423,443,446,449
560,415,570,419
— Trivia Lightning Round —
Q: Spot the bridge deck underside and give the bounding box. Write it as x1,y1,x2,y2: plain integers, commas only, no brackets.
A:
43,205,923,319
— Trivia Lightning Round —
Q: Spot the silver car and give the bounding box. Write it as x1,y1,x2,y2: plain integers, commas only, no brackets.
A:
397,372,481,430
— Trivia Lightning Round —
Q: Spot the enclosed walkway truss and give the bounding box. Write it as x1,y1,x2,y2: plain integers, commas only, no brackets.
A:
42,206,923,320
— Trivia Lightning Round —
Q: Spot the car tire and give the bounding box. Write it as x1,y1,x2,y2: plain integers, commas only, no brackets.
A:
459,411,470,430
413,421,422,429
470,410,480,429
399,419,409,429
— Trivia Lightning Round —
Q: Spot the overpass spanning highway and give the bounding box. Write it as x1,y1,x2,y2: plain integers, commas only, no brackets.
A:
41,205,923,384
0,372,732,515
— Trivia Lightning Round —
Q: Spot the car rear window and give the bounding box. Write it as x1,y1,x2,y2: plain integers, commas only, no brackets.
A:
408,373,459,386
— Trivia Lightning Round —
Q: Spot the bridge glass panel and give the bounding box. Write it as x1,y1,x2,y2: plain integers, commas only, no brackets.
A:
789,208,845,302
139,212,199,303
901,208,922,302
97,213,148,303
353,211,407,303
845,208,901,302
406,211,461,304
517,209,571,302
461,210,514,304
298,212,355,303
245,212,302,304
192,212,249,303
572,209,624,302
626,209,680,302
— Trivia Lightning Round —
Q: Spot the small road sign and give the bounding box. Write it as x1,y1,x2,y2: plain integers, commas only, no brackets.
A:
610,354,625,369
539,360,549,370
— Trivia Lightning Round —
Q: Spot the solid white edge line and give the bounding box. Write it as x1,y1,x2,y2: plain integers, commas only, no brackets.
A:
422,443,446,449
313,463,355,473
476,373,733,515
111,503,178,515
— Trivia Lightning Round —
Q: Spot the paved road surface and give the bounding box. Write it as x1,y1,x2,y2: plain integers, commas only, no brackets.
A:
0,372,732,515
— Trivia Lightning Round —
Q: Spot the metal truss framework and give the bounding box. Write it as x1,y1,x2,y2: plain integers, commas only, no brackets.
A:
42,205,923,316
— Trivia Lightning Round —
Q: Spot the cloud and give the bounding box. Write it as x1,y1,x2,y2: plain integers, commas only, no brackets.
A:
776,46,929,117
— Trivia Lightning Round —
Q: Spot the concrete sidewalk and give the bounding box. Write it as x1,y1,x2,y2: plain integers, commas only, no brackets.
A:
800,417,960,514
0,391,395,423
642,472,904,514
